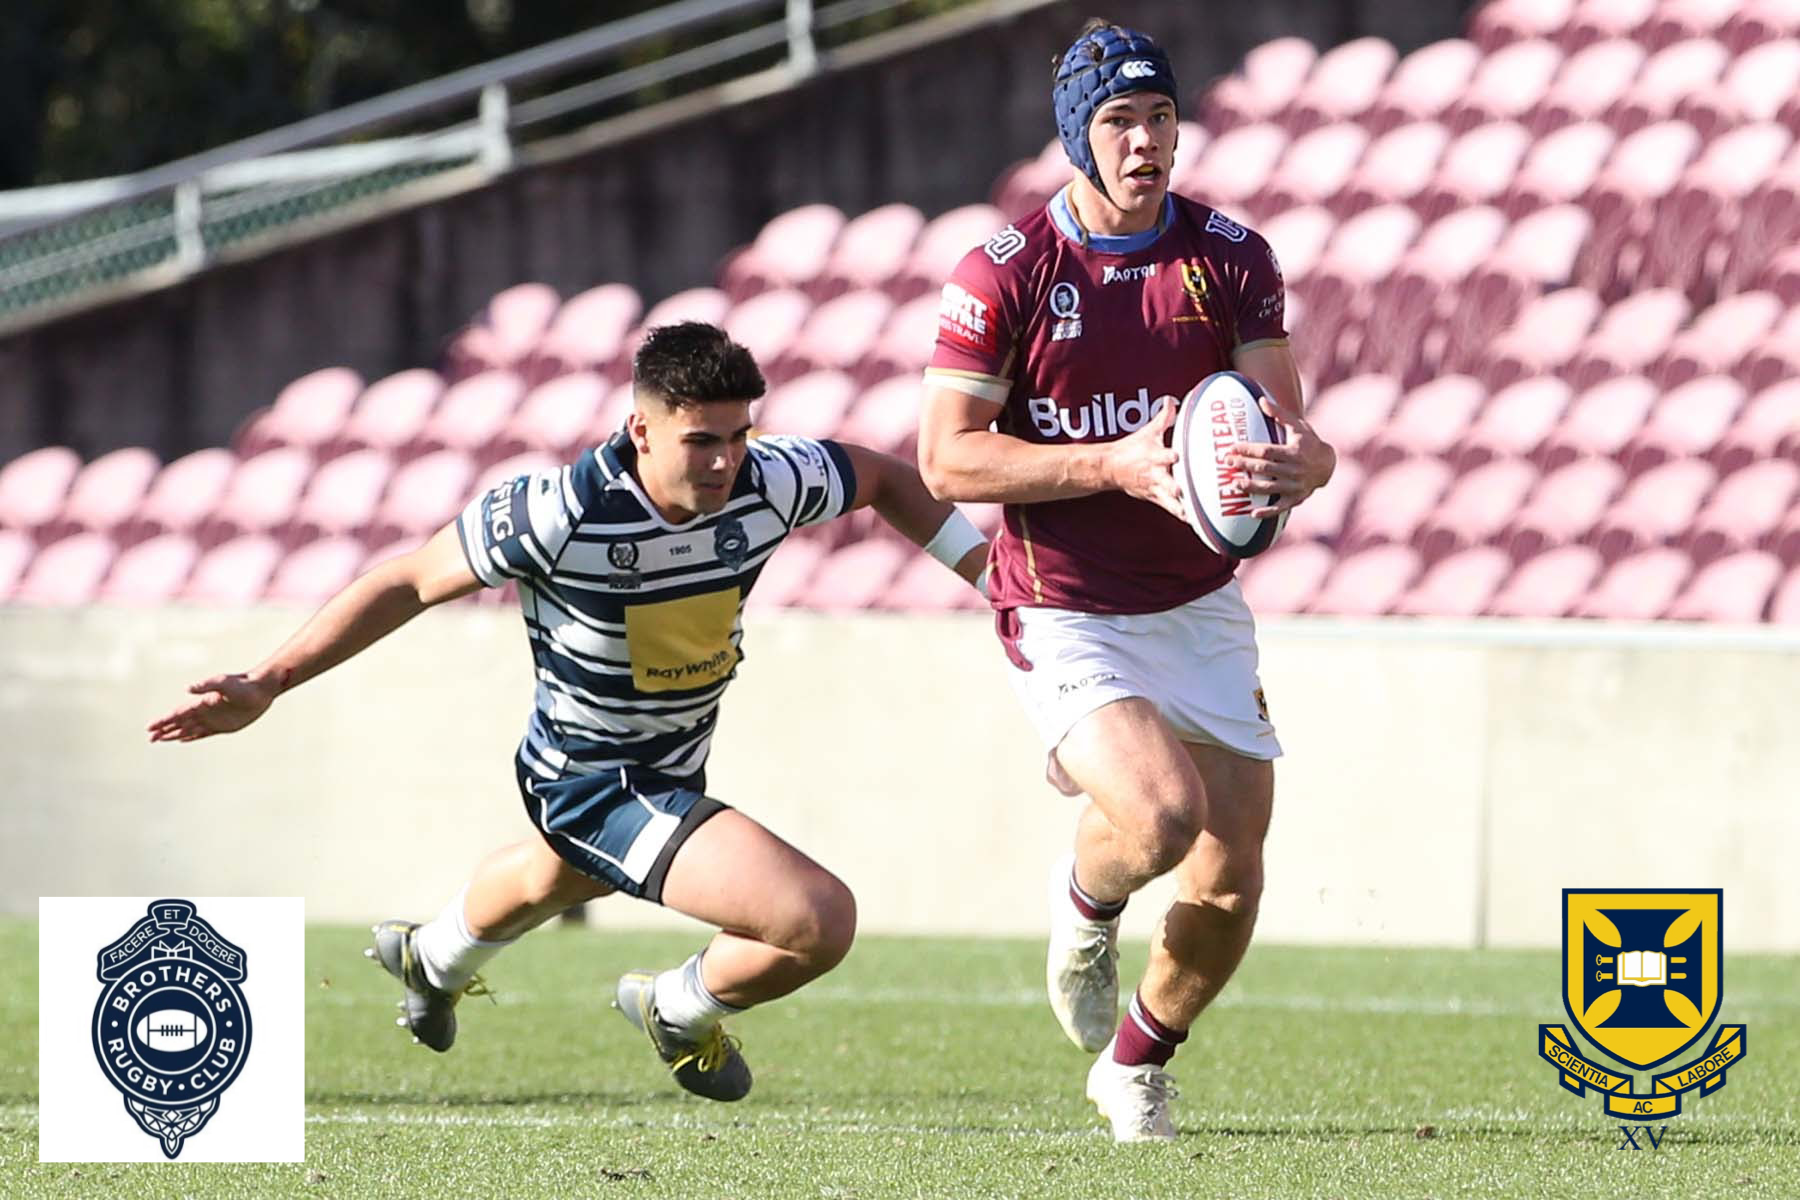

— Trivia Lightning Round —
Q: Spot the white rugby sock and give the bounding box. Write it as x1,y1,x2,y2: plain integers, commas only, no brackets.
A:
651,951,742,1038
412,887,513,992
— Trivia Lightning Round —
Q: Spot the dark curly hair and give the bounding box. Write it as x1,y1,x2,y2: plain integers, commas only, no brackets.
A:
632,321,766,408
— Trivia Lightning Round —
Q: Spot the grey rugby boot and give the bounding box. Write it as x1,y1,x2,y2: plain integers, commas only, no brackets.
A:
365,920,490,1053
613,970,752,1101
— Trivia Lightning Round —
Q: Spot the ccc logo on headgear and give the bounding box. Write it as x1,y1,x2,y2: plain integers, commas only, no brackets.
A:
1119,59,1157,79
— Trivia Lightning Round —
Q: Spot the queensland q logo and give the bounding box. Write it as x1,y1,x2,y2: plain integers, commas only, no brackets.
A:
1119,59,1157,79
91,900,252,1158
1049,282,1082,320
1537,889,1747,1140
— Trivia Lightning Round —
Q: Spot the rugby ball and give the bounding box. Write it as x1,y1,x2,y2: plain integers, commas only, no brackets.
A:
1173,371,1289,559
135,1009,209,1053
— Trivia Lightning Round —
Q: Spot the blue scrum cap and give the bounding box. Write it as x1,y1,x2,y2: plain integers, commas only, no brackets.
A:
1053,25,1180,196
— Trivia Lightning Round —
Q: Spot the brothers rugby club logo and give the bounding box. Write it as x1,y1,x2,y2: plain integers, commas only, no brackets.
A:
1537,890,1747,1146
91,900,253,1158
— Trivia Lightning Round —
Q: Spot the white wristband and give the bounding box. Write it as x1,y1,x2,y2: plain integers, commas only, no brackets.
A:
923,508,986,571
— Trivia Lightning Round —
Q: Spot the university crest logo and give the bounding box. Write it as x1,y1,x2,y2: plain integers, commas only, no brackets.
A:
91,899,253,1158
1537,889,1746,1136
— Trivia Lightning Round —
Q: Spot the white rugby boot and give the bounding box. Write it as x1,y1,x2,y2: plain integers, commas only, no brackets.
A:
1045,851,1120,1052
1086,1037,1179,1142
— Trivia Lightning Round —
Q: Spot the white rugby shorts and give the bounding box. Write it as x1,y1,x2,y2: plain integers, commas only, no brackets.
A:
1004,579,1281,767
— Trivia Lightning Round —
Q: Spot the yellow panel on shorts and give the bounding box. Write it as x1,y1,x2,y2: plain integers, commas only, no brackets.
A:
624,587,742,693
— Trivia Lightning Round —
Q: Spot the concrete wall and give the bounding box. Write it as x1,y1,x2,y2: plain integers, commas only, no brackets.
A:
3,608,1794,951
0,0,1475,463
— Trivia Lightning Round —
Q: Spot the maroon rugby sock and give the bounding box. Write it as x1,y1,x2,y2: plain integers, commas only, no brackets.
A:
1112,991,1188,1068
1069,867,1126,922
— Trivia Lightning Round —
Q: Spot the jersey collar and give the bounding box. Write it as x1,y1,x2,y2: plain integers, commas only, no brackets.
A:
1049,185,1173,255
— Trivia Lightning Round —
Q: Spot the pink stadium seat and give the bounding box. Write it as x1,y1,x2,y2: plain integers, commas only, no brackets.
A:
722,288,813,370
719,204,846,299
1677,39,1800,134
1342,457,1454,549
285,448,393,545
816,204,925,299
1305,374,1403,462
1620,375,1746,473
802,540,911,611
1501,122,1617,214
0,528,32,600
744,534,828,611
1721,0,1800,51
1259,207,1337,285
1487,544,1603,616
526,283,642,381
1335,122,1450,214
1713,380,1800,473
1180,123,1290,213
1292,206,1420,382
1772,563,1800,624
859,293,940,384
1562,293,1692,389
1575,121,1702,300
1665,551,1783,623
1414,457,1540,563
48,446,161,540
196,447,313,546
1396,545,1514,616
1590,457,1717,561
1257,123,1370,217
1361,209,1507,376
13,532,114,605
1362,39,1480,133
475,452,560,498
368,449,477,547
1607,38,1729,137
992,139,1077,221
1527,41,1645,133
1237,540,1334,613
1640,0,1743,50
1443,40,1563,132
445,283,559,378
780,289,893,379
891,205,1006,303
1505,457,1626,559
1651,291,1783,387
1415,122,1532,219
233,367,365,457
1362,375,1486,469
182,534,282,604
1750,243,1800,305
833,374,922,460
1723,144,1800,296
117,448,236,545
1284,37,1396,132
99,533,199,604
1475,289,1602,387
329,369,444,459
1471,0,1577,49
1683,459,1800,563
1281,457,1364,545
410,369,525,458
492,373,609,463
1455,376,1575,466
1645,125,1794,298
1204,37,1316,130
1562,0,1658,49
1736,304,1800,390
266,536,366,605
1575,547,1692,619
882,552,986,611
639,286,732,332
1444,205,1592,367
584,382,637,449
0,446,80,534
755,371,859,442
1309,544,1421,616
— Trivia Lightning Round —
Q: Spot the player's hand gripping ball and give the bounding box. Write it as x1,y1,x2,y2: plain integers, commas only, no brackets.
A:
1173,371,1290,558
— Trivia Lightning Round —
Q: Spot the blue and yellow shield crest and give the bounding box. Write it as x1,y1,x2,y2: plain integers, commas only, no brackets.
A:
1563,889,1720,1071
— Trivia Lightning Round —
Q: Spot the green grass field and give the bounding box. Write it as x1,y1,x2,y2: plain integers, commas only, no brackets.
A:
1,918,1794,1198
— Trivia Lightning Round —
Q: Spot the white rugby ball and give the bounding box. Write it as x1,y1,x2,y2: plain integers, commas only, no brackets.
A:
1173,371,1289,559
135,1009,209,1053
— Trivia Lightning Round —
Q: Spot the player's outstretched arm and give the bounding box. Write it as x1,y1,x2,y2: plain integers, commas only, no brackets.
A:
918,385,1184,520
146,524,482,743
837,442,988,588
1228,341,1335,518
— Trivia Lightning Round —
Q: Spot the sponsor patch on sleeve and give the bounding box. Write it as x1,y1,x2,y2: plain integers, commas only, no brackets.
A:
937,281,1000,355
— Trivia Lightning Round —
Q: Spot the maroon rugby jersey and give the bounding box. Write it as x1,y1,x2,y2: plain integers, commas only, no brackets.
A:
926,188,1289,615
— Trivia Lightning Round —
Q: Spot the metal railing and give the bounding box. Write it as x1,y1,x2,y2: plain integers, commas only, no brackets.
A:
0,0,927,325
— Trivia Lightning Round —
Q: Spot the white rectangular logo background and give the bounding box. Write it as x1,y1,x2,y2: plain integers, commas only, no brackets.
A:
39,897,305,1163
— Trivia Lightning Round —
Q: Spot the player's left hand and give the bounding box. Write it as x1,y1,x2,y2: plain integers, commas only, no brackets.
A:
1229,394,1336,519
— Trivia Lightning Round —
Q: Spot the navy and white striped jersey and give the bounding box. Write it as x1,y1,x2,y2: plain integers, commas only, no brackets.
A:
456,431,858,784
